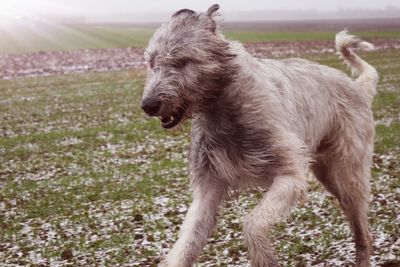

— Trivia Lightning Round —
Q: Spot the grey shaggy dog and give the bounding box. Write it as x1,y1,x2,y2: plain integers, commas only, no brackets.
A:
141,4,378,267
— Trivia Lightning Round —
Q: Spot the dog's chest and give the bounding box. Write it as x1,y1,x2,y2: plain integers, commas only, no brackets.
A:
189,122,280,185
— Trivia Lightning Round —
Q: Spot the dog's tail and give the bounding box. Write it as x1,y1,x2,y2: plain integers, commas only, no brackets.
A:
335,30,378,101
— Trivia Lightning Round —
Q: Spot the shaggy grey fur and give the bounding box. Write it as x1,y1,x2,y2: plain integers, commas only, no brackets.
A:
141,4,378,267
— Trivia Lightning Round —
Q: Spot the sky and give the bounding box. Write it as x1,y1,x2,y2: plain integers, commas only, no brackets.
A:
1,0,399,22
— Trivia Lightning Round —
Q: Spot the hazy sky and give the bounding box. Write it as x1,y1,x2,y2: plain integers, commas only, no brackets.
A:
3,0,400,15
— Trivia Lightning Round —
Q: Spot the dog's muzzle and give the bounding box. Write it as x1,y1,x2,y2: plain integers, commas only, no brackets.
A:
141,97,185,129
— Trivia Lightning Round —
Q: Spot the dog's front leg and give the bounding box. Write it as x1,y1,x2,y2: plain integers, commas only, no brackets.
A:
162,179,228,267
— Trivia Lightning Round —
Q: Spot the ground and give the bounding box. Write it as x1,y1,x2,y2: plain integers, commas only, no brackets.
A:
0,22,399,267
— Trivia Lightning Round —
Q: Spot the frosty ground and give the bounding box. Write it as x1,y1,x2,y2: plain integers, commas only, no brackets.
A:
0,32,399,266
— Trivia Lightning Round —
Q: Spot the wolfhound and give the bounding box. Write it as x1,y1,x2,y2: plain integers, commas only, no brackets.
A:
141,4,378,266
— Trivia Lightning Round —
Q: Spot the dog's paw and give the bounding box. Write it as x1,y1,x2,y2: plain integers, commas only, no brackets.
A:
158,257,187,267
158,258,178,267
158,260,167,267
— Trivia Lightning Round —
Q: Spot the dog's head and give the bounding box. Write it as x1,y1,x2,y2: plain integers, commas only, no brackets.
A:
141,4,236,129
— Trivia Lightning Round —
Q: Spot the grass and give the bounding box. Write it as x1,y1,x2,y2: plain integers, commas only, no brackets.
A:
0,47,399,265
225,30,400,42
0,23,400,54
0,25,153,54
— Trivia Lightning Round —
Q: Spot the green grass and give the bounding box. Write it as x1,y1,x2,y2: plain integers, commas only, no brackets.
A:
0,25,154,54
225,30,400,42
1,23,400,54
0,48,399,265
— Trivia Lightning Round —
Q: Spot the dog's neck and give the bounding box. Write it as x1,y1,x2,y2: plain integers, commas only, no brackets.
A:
192,40,271,133
193,42,271,133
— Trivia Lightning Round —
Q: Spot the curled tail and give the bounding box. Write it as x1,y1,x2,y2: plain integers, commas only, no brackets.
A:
335,30,378,101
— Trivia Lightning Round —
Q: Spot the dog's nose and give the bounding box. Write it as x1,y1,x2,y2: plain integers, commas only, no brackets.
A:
141,97,161,116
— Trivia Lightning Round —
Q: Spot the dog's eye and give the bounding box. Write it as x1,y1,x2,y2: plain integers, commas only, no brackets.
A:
148,58,155,69
180,59,190,67
173,58,190,69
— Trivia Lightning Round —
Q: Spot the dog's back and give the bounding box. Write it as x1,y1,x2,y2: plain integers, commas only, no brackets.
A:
253,34,378,152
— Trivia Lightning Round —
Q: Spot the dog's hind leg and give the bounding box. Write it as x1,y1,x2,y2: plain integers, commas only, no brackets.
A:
313,143,373,267
243,175,308,267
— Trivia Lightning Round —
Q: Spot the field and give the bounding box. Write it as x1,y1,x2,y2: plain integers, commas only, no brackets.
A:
0,21,399,266
1,18,400,54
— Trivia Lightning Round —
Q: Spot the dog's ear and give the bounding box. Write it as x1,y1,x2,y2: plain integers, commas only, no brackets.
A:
172,8,195,18
204,4,221,33
206,4,220,17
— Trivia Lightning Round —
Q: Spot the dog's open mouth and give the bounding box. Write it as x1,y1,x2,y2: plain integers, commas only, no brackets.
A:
160,112,184,129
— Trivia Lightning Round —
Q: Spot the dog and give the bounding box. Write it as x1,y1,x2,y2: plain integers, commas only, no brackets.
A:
141,4,378,266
